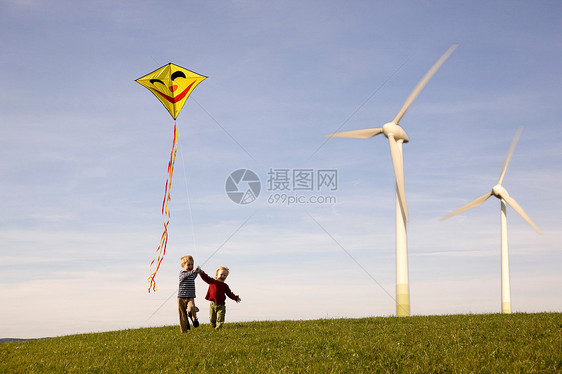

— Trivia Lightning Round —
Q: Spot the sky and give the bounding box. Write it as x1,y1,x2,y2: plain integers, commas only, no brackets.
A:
1,0,561,339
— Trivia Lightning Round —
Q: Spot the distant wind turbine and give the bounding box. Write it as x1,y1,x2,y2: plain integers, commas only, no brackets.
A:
327,44,458,316
440,126,542,313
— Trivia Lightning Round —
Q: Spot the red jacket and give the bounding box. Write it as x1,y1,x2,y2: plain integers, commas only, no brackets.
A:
199,271,240,305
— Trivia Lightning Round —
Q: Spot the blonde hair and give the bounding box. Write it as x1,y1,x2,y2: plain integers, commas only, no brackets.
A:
180,255,194,267
215,266,230,278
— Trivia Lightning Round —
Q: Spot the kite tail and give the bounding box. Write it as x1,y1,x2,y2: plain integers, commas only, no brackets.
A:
148,121,178,292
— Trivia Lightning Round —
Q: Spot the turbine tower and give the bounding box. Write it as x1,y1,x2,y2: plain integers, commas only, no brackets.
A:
440,126,542,313
327,44,458,316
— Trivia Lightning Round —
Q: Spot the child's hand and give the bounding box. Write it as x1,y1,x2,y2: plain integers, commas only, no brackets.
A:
236,297,241,303
195,266,201,274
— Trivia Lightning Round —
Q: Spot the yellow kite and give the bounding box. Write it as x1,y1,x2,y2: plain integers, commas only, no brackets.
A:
136,63,207,119
136,63,206,292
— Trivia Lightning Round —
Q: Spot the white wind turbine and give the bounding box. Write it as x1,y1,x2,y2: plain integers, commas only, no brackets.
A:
327,44,458,316
440,126,542,313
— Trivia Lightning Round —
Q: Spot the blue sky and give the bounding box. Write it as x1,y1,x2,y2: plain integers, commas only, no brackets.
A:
1,0,561,339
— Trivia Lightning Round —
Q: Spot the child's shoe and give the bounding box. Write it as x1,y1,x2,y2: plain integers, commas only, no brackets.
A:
189,313,199,328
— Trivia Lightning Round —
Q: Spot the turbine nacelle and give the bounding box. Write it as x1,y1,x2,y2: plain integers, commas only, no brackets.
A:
492,184,508,199
382,122,410,143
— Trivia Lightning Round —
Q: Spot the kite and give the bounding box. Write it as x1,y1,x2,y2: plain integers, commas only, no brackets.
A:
136,63,206,292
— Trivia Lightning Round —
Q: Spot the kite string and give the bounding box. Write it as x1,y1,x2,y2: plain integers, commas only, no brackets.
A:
148,120,178,292
176,127,198,256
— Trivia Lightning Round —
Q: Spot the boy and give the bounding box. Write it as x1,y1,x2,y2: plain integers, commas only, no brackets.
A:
199,266,241,330
178,255,200,333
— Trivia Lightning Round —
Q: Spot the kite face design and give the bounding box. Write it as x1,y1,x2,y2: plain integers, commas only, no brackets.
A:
136,63,207,119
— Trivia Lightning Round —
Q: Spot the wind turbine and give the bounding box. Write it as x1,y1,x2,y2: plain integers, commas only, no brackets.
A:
440,126,542,313
327,44,458,316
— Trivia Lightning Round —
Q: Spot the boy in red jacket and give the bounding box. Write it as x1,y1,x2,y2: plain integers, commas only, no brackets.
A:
199,266,241,330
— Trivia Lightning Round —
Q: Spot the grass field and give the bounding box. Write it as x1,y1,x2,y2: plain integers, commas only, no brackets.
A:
1,313,560,373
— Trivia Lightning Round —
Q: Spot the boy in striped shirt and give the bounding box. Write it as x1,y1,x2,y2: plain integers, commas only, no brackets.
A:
178,255,200,332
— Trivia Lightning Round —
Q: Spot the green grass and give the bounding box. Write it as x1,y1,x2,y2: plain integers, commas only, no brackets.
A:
1,313,560,373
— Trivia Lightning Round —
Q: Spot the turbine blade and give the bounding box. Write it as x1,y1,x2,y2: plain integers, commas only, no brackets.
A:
392,44,458,125
498,126,523,185
325,128,384,139
388,135,409,221
501,194,542,234
440,192,493,221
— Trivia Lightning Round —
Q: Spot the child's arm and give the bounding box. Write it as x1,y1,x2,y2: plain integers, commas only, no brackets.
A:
198,270,215,284
226,286,241,303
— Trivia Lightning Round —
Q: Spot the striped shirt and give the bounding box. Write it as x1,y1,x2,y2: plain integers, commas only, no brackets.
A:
178,270,198,298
